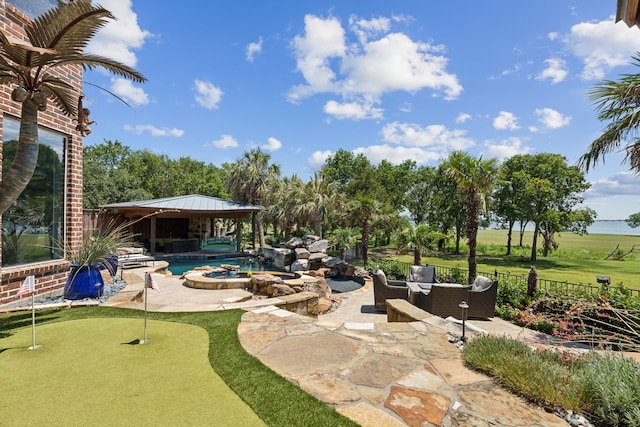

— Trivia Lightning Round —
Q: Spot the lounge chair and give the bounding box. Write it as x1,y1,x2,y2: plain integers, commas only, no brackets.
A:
372,269,409,312
467,276,498,319
414,283,471,319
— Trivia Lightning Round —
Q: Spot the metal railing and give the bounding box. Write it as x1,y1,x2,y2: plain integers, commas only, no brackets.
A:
366,259,640,299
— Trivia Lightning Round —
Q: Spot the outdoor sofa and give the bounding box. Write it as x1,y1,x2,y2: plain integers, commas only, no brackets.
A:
412,275,498,319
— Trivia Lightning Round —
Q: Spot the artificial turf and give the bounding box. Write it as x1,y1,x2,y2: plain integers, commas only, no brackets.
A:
0,307,358,427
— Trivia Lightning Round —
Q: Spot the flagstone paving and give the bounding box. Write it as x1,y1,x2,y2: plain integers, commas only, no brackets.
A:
238,308,568,427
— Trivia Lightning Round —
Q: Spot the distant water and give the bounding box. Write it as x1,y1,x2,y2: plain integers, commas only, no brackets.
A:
587,220,640,236
490,220,640,236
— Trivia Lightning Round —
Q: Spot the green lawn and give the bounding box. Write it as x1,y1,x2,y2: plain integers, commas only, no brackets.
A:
0,307,357,427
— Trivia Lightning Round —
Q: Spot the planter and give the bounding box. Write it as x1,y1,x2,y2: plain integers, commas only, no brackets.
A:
64,264,105,300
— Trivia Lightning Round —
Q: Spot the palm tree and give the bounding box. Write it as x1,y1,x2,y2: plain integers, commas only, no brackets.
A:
330,227,358,260
227,149,280,248
345,196,389,266
445,151,500,284
297,172,340,238
396,223,446,266
579,54,640,173
0,2,146,215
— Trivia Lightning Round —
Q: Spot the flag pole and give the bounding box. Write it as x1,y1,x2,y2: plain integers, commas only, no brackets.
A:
28,285,40,350
140,272,149,344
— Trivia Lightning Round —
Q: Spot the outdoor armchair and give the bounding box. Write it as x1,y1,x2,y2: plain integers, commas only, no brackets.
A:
372,269,409,312
467,276,498,319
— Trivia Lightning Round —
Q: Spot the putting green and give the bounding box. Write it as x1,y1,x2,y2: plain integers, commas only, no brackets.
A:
0,318,265,426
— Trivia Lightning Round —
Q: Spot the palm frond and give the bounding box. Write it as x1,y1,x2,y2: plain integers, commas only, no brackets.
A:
40,75,77,116
26,2,113,52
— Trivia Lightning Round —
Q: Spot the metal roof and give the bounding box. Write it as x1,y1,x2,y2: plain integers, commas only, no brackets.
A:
101,194,262,214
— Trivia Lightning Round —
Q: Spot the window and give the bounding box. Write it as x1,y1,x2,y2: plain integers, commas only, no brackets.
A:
2,117,65,266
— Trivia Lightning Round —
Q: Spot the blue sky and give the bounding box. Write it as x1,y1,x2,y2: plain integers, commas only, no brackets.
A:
80,1,640,220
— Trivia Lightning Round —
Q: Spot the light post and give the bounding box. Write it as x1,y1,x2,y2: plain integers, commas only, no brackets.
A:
459,301,469,342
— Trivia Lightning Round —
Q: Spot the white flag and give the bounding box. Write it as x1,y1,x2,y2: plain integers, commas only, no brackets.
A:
17,275,35,297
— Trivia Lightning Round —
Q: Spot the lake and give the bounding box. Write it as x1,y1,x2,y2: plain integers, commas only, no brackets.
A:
490,220,640,236
587,220,640,236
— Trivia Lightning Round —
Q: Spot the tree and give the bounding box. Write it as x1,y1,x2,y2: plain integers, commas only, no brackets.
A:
627,212,640,228
493,156,532,255
330,227,358,260
518,154,591,261
445,151,500,284
579,54,640,173
345,196,389,266
0,2,145,215
226,149,280,248
297,172,340,238
396,222,445,266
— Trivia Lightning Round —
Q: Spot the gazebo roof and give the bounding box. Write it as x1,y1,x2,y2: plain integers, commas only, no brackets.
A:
617,0,640,28
101,194,262,218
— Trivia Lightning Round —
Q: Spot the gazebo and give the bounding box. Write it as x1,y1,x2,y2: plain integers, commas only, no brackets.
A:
100,195,262,255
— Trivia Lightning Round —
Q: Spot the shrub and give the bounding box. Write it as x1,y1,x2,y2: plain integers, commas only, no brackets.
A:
369,258,407,280
463,335,640,426
578,352,640,427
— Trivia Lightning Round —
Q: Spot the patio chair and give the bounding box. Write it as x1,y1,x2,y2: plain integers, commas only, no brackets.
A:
414,283,470,319
467,276,498,319
372,269,409,312
409,265,438,284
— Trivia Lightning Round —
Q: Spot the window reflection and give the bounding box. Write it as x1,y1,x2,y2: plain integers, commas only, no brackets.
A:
2,117,65,266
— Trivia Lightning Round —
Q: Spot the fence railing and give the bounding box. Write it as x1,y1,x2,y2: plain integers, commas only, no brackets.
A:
366,259,640,299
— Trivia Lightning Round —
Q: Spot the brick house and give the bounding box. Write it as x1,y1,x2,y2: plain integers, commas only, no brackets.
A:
0,1,84,305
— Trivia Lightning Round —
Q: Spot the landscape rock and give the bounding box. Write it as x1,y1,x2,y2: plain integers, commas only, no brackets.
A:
302,277,331,299
290,259,309,272
307,239,328,253
284,237,304,249
272,283,296,297
294,247,310,259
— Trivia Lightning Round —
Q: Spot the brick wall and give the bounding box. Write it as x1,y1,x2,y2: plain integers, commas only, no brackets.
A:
0,3,84,305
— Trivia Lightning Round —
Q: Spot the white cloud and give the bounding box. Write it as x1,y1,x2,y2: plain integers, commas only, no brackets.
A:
208,134,238,149
261,137,282,152
349,15,391,44
323,100,383,120
563,18,640,80
483,137,531,160
353,144,440,165
493,111,519,130
246,37,263,62
535,107,571,129
288,14,462,108
86,0,150,68
455,113,471,124
536,58,568,84
289,15,346,102
194,79,223,109
124,124,183,137
110,78,149,106
381,121,474,151
586,171,640,198
308,150,332,170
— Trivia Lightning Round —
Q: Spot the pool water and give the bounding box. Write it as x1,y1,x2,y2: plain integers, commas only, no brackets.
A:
167,257,267,276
